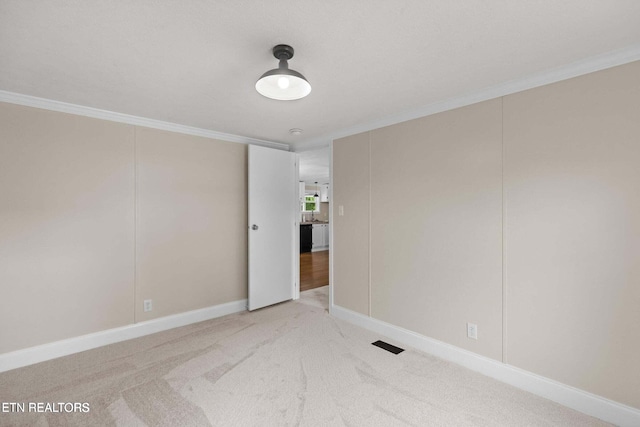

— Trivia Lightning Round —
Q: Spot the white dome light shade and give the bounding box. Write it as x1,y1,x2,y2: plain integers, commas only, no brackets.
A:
255,45,311,101
256,68,311,100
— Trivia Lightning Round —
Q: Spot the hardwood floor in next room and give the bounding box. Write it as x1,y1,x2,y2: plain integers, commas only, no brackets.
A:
300,250,329,292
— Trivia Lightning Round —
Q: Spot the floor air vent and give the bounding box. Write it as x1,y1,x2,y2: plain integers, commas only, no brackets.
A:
372,340,404,354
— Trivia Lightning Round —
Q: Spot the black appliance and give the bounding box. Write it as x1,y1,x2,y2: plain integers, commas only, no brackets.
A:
300,224,312,253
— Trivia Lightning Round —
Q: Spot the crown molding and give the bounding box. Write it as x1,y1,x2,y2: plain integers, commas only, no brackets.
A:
295,44,640,150
0,90,290,151
3,44,639,154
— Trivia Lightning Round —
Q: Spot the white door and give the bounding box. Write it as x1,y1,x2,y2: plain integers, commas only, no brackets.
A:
248,145,297,311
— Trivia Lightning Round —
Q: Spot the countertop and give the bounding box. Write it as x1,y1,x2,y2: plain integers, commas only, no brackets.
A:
300,221,329,225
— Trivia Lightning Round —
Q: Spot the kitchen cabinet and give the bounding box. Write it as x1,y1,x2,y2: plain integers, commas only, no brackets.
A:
311,224,323,249
323,223,329,247
312,223,329,251
320,184,330,202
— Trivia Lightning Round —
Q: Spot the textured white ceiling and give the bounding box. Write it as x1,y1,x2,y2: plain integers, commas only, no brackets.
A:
1,1,640,149
298,148,330,185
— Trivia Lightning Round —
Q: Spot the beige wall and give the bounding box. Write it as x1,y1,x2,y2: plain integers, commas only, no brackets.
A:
332,60,640,408
136,128,247,321
503,62,640,408
0,104,135,353
370,99,503,361
333,132,370,315
319,202,329,221
0,103,248,354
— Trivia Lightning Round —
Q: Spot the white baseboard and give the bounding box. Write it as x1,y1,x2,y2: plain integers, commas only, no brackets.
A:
0,299,247,373
330,303,640,427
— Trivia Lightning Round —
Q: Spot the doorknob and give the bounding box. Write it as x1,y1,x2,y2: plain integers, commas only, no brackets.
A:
251,224,259,230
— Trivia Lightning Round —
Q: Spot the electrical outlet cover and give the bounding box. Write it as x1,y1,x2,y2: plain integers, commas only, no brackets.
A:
467,323,478,340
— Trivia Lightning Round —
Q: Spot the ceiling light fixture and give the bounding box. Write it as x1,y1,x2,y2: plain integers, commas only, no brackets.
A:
289,128,303,136
256,44,311,101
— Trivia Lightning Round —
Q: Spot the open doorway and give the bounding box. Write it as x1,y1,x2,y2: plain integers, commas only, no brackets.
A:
300,242,329,291
298,148,330,299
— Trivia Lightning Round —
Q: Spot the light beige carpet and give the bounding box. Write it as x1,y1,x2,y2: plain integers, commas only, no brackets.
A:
0,286,609,426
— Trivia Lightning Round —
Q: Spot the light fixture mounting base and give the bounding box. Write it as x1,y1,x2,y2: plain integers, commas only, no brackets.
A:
273,44,294,60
